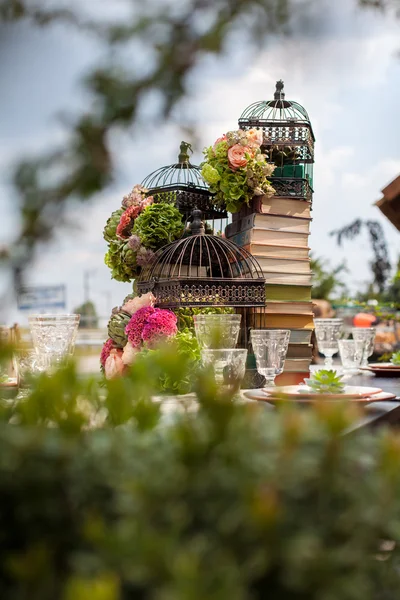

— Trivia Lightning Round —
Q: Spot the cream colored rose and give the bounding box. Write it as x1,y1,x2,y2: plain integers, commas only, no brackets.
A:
104,349,125,379
247,128,263,147
227,144,250,170
122,341,139,366
122,292,156,316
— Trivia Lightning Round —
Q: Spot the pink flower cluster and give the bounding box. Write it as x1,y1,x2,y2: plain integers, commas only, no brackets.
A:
102,292,178,380
116,185,154,240
126,306,178,349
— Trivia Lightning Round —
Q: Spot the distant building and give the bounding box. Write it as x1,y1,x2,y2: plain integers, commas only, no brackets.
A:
376,175,400,231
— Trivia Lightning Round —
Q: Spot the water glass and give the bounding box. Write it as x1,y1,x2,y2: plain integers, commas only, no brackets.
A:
314,318,343,367
250,329,290,387
338,339,366,374
201,348,248,395
28,314,80,369
193,314,241,349
352,327,376,368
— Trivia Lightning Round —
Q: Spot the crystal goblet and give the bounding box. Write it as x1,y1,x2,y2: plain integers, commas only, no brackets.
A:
352,327,376,368
338,339,366,375
28,314,80,370
314,318,343,368
250,329,290,387
193,314,241,349
201,348,248,395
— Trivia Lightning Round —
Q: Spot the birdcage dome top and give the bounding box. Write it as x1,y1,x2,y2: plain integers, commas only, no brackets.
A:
141,142,208,193
239,80,311,125
138,233,264,283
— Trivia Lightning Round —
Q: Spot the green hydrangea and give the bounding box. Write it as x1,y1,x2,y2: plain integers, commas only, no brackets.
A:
201,163,221,185
133,202,184,249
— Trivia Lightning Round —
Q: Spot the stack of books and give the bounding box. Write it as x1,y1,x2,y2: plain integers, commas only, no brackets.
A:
226,195,313,385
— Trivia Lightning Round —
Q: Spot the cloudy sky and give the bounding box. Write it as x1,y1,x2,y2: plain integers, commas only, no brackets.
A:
0,0,399,325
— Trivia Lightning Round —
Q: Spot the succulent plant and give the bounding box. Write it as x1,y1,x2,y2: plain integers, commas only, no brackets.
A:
107,310,131,348
304,369,346,394
391,351,400,366
103,208,124,243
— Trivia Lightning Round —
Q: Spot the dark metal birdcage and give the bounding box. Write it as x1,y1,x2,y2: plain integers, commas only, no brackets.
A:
239,80,315,200
141,142,227,222
137,209,268,355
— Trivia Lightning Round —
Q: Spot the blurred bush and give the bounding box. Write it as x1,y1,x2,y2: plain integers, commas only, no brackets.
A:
1,345,400,598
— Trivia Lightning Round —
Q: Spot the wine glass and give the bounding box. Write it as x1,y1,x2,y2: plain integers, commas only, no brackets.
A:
352,327,376,368
193,314,241,349
250,329,290,387
314,318,343,368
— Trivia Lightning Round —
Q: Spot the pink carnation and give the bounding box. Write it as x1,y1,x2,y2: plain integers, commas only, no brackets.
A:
142,309,178,347
125,306,156,348
100,338,115,367
125,306,177,349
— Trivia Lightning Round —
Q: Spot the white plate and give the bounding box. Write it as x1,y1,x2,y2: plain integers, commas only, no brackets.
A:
262,384,383,400
244,389,396,404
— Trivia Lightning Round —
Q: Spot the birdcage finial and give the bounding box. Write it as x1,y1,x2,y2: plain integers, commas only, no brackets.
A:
274,80,285,101
178,141,193,164
189,207,205,235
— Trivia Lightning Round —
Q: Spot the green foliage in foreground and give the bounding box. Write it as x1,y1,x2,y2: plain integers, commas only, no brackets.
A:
2,346,400,599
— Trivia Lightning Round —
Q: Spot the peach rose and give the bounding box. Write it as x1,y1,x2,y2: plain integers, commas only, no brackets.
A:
104,349,125,379
227,144,251,170
122,292,156,316
213,134,227,149
247,128,263,147
122,341,139,366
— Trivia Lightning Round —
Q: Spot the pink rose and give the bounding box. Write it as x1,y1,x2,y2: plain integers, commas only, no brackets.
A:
227,144,250,170
104,349,125,379
122,292,156,316
213,134,227,149
247,128,263,148
122,341,139,366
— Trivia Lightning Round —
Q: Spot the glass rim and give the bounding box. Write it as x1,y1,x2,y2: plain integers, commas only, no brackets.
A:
201,348,248,354
250,329,290,335
314,318,343,323
28,313,80,320
351,327,376,332
193,314,241,320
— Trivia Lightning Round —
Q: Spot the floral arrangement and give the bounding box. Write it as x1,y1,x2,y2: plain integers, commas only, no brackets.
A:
304,370,346,394
201,129,275,213
103,184,184,282
101,292,178,379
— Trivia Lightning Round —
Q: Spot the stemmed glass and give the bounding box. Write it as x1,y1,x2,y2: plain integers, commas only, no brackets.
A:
338,339,366,375
314,318,343,368
352,327,376,369
28,314,80,371
193,314,241,349
250,329,290,387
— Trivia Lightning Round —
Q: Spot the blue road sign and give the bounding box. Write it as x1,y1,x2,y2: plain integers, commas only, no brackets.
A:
18,285,66,311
